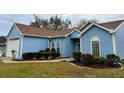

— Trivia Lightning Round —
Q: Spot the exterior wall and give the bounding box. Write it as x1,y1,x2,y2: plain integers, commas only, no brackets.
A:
22,36,49,54
49,36,75,58
80,25,113,57
7,25,22,59
71,31,80,38
62,36,75,57
115,23,124,59
0,45,6,56
8,25,21,38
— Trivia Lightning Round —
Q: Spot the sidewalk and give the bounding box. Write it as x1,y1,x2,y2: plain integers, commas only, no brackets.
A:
0,57,74,63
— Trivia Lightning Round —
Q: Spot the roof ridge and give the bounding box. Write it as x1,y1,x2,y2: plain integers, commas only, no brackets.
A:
99,19,124,25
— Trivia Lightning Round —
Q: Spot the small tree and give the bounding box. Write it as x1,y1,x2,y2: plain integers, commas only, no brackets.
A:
11,50,16,59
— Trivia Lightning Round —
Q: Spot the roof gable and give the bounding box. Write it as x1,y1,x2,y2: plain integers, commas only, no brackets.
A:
79,20,124,37
7,24,22,38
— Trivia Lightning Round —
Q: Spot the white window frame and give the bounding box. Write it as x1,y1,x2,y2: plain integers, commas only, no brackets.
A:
75,40,80,52
56,40,61,53
50,39,61,53
50,39,56,49
90,36,101,56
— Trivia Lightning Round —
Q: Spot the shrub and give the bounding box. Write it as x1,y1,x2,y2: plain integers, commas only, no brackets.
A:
35,52,43,59
51,48,56,53
45,48,50,52
39,50,44,52
43,52,50,59
120,59,124,64
73,52,82,62
2,52,6,57
82,54,94,66
106,54,120,67
11,50,17,59
22,52,35,60
93,57,107,65
50,52,60,59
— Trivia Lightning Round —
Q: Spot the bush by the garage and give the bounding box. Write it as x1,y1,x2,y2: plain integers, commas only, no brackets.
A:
22,52,60,60
50,52,60,59
22,52,36,60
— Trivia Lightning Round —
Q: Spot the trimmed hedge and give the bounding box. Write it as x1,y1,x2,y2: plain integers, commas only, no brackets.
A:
93,57,107,65
73,52,82,62
82,54,94,66
22,52,60,60
22,52,36,60
73,52,122,67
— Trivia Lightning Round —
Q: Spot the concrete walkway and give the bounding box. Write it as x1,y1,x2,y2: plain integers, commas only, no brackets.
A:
0,57,74,63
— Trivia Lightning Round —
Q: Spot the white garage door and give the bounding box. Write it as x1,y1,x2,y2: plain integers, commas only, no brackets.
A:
7,38,20,59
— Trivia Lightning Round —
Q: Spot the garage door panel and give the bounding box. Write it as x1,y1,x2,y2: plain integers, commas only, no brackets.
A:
7,39,20,59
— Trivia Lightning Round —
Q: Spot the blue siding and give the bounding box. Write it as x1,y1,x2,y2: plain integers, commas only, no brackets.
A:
50,36,75,57
80,25,113,57
8,25,21,38
63,36,75,57
71,31,80,38
22,36,49,53
115,23,124,59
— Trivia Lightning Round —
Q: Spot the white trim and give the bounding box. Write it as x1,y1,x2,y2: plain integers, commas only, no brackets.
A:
19,35,23,59
112,33,117,54
50,39,61,54
90,36,101,56
8,36,20,40
92,22,112,32
80,38,82,53
78,24,93,37
7,24,22,38
75,41,80,52
14,24,23,36
65,29,80,37
24,34,51,38
79,22,113,37
115,21,124,32
79,22,90,31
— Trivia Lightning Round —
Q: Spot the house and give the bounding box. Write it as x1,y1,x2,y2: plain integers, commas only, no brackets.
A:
6,20,124,59
0,36,6,57
6,23,80,59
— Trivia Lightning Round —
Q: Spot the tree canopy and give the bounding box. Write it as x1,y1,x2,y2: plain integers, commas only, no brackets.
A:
76,19,98,29
30,15,71,30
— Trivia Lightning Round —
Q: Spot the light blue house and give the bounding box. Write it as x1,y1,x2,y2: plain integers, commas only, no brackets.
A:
6,20,124,59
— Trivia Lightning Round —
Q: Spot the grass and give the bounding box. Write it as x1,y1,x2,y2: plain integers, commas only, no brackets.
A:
0,61,124,78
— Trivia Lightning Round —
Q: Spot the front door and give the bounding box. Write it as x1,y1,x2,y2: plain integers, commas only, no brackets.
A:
75,39,80,52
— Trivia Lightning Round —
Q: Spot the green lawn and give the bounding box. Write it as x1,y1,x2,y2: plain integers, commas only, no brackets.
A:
0,61,124,78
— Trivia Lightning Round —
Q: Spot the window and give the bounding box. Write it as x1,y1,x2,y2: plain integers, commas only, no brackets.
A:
91,36,100,57
56,40,60,53
75,39,80,52
50,39,61,53
51,40,55,49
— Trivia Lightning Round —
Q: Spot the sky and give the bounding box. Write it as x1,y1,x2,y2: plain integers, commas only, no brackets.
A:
0,14,124,36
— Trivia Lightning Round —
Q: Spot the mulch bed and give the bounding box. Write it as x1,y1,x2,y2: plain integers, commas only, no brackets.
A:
71,61,122,69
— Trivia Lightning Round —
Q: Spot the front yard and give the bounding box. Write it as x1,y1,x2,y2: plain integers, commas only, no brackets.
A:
0,61,124,78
